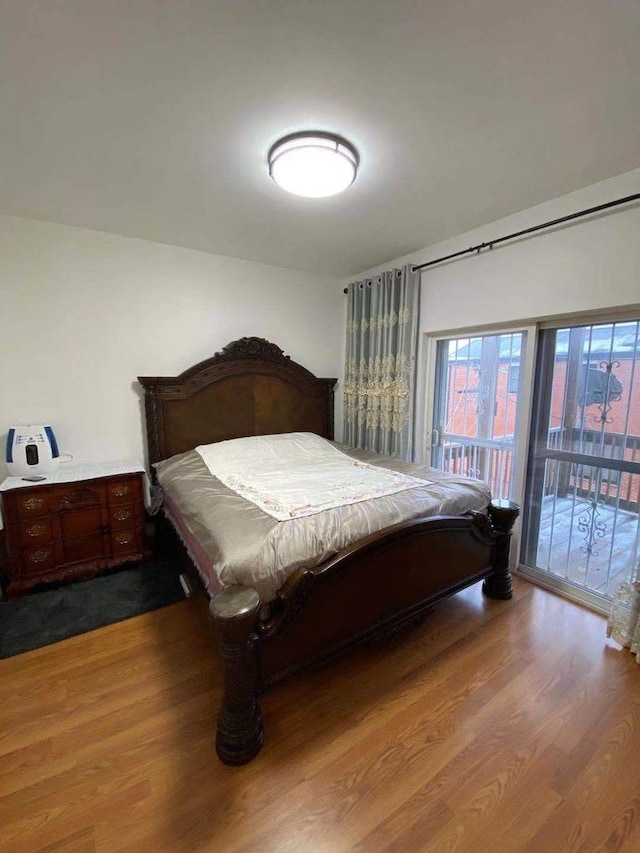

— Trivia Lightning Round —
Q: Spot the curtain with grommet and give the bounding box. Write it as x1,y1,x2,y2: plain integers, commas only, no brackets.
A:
343,264,420,460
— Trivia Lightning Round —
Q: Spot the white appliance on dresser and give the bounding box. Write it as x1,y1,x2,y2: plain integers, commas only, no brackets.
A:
5,425,61,478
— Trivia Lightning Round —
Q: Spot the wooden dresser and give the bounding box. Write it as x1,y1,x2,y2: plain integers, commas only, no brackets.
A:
0,465,147,596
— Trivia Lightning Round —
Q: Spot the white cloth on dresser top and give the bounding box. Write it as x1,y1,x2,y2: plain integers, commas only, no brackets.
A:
0,460,150,529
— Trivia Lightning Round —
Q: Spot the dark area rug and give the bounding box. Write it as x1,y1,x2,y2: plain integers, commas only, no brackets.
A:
0,557,187,659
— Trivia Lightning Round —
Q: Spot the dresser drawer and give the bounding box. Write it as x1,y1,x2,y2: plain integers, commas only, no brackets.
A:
111,528,141,555
18,517,55,546
21,544,57,577
55,485,105,512
15,492,50,518
109,504,138,528
107,479,140,505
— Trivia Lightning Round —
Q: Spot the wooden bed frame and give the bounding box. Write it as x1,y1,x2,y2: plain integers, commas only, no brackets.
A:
138,336,519,765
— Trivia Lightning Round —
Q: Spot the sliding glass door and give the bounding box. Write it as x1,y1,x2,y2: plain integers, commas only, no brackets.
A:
521,320,640,610
431,331,527,501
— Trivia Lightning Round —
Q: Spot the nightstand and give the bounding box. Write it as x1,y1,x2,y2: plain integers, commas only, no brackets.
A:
0,461,148,596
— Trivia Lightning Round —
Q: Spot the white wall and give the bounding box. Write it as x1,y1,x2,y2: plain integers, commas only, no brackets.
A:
354,167,640,329
347,167,640,461
0,216,343,484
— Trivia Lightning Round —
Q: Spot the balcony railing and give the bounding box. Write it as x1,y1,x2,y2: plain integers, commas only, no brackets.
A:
546,427,640,512
441,427,640,514
440,435,514,501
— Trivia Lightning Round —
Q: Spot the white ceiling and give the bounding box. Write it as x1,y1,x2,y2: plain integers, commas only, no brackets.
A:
1,0,639,276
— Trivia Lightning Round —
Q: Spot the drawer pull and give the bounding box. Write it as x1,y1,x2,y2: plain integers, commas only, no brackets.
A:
113,508,132,522
28,549,50,563
115,532,132,545
26,523,47,538
22,496,45,511
111,484,129,498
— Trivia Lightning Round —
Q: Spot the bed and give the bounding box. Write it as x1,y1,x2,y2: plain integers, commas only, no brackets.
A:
138,336,519,765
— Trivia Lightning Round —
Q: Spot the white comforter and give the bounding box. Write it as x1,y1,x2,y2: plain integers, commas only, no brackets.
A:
196,432,430,520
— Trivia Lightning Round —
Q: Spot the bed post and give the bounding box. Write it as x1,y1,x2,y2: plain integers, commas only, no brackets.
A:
210,586,264,765
483,499,520,600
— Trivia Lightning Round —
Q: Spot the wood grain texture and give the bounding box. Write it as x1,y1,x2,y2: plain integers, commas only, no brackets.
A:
137,336,337,467
137,336,519,767
1,577,639,852
0,473,146,596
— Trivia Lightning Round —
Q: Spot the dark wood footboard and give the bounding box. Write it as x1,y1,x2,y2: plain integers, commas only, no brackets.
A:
211,499,519,765
210,586,264,766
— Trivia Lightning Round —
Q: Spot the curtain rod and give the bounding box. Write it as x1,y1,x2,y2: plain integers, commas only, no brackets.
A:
342,191,640,293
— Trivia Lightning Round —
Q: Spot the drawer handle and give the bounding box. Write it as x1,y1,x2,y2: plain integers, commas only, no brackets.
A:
113,508,132,522
28,549,50,563
115,532,132,545
22,496,45,511
26,523,47,538
111,485,129,498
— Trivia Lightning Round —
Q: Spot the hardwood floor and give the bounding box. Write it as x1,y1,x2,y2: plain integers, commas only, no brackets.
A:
1,576,639,852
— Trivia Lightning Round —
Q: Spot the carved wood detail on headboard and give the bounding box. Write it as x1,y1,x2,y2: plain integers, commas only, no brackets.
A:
138,337,337,466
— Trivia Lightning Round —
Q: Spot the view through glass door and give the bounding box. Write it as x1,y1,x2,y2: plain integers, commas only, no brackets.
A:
521,320,640,610
432,331,526,501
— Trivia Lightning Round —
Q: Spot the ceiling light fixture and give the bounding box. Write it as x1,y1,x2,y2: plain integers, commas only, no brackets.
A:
268,131,359,198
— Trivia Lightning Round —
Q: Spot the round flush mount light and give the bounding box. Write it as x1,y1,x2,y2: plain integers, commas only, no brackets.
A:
267,131,359,198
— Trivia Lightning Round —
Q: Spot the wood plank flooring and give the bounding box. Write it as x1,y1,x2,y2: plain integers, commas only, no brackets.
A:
1,577,639,852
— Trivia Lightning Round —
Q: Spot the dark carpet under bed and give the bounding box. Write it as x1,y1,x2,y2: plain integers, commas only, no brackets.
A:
0,557,186,659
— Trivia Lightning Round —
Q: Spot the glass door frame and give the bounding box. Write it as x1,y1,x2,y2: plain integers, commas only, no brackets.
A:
519,314,640,613
423,322,538,563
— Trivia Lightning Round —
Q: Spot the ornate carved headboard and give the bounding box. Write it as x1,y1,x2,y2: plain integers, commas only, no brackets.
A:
138,337,337,466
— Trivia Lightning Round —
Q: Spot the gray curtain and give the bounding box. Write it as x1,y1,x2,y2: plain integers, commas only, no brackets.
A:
343,264,420,460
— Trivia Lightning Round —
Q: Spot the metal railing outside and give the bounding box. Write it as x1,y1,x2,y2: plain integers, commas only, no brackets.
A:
440,435,514,501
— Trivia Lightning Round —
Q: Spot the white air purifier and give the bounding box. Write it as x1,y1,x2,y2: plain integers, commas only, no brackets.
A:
6,425,61,477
